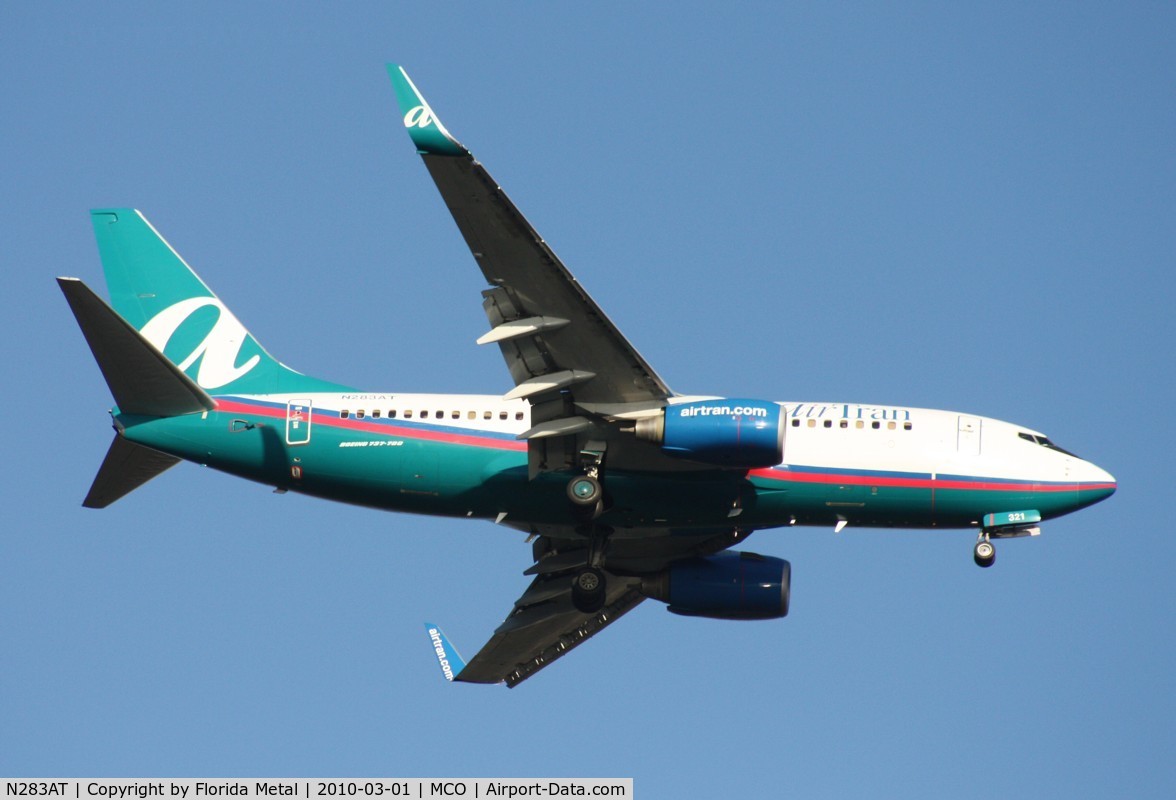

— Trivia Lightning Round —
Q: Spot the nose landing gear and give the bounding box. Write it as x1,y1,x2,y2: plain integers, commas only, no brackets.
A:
973,536,995,568
972,511,1042,568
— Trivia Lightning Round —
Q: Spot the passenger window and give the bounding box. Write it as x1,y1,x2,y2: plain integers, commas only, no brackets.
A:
356,409,365,419
389,409,397,418
500,412,508,420
451,410,460,419
887,421,896,430
903,421,912,431
807,419,816,428
484,411,493,420
468,411,476,420
855,420,864,429
340,410,350,419
372,409,380,419
515,412,525,421
824,420,832,428
404,410,413,419
871,421,880,429
791,419,800,427
840,420,848,429
435,410,444,419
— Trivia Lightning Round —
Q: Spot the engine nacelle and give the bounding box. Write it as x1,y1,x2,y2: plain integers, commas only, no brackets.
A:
641,550,791,620
633,398,785,468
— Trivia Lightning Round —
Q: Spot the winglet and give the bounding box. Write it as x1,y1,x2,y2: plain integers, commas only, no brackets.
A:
424,623,468,682
387,65,467,157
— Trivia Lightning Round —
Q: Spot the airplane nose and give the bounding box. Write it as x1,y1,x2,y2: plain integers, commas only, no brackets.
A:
1080,460,1117,500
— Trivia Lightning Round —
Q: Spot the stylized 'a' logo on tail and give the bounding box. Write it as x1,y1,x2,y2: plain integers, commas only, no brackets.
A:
140,296,260,390
89,209,350,395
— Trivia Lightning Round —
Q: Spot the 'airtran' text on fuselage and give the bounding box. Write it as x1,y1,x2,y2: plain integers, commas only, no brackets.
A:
791,403,911,421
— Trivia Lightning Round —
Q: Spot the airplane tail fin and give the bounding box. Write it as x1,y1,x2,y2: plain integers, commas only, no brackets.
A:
88,209,348,396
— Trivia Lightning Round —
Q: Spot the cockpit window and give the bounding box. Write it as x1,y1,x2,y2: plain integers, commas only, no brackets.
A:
1018,431,1079,458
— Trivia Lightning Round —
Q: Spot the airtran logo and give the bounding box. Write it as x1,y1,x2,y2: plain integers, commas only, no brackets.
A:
140,297,260,390
404,105,435,129
428,627,456,681
679,404,769,418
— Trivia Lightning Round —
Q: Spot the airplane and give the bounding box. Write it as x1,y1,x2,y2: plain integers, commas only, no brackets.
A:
59,64,1117,688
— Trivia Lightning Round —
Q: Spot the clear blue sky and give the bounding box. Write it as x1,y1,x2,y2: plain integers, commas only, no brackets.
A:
3,3,1173,797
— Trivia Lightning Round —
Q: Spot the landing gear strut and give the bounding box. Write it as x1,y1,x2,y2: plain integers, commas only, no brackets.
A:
973,536,995,568
566,443,610,611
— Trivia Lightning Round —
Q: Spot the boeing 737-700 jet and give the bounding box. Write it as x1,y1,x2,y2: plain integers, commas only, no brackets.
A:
59,65,1116,687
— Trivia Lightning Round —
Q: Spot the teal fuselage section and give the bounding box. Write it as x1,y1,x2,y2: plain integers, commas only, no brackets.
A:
116,408,1114,532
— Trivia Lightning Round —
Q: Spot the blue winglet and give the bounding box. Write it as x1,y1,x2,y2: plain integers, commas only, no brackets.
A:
424,623,467,682
387,65,467,157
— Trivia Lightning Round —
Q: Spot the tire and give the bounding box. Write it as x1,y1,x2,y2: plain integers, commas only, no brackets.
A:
572,567,606,613
567,475,602,507
973,540,996,568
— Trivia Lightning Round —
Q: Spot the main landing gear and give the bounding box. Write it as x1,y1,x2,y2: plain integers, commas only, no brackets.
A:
566,474,602,511
565,443,606,521
567,444,609,613
572,566,606,613
973,535,995,568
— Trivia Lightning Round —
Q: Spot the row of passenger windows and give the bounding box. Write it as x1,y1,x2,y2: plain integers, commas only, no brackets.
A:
792,418,913,431
339,408,526,422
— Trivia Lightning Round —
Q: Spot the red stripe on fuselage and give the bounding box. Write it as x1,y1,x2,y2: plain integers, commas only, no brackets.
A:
747,467,1095,494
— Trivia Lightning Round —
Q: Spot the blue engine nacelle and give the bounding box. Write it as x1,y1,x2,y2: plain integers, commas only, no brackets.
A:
633,398,785,468
640,550,791,620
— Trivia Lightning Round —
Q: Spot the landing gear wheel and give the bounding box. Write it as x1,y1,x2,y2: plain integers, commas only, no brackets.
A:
571,567,606,613
567,475,601,506
974,539,996,568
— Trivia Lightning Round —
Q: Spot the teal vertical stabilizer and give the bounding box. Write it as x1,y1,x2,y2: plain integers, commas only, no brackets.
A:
90,209,351,395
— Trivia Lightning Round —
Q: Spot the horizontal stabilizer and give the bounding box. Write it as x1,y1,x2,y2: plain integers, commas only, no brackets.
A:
58,277,214,417
83,435,181,508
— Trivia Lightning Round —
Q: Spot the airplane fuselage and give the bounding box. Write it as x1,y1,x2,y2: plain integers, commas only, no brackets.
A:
116,392,1116,533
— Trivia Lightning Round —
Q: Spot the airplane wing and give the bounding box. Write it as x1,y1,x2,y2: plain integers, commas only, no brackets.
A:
436,525,749,687
455,569,646,687
389,66,748,686
386,66,673,416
